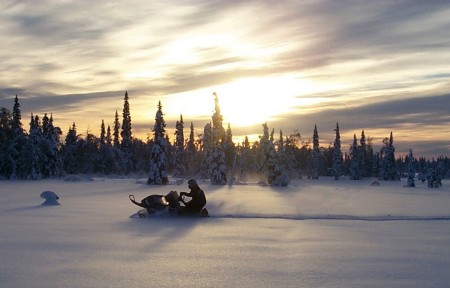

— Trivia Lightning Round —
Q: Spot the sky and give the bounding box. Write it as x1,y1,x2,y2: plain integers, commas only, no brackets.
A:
0,0,449,158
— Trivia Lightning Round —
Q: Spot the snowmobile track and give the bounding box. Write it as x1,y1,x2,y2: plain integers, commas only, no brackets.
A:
210,214,450,222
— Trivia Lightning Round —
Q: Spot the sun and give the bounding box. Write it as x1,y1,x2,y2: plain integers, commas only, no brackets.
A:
163,75,323,131
216,76,316,127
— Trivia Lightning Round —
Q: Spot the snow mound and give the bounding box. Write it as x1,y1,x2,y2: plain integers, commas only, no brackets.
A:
40,191,60,206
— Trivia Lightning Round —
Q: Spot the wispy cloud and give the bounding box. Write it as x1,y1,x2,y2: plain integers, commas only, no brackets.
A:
0,0,449,157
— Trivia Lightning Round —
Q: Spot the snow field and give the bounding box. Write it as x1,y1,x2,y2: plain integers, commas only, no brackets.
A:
1,177,449,287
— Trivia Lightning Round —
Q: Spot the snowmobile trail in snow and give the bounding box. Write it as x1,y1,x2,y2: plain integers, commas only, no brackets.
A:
209,214,450,222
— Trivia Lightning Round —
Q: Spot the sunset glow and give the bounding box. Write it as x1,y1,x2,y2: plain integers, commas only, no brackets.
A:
0,1,449,157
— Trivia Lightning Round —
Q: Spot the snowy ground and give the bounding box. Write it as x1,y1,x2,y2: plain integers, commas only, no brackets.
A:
1,177,449,288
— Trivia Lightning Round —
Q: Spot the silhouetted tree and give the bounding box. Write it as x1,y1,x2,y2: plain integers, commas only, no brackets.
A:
148,101,169,185
406,149,415,187
173,114,185,177
350,134,360,180
312,125,319,179
332,122,342,180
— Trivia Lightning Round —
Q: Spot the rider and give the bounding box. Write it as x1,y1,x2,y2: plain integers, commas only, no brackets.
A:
179,179,206,215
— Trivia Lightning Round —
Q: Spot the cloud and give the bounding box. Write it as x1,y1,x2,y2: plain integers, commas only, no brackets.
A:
1,0,449,157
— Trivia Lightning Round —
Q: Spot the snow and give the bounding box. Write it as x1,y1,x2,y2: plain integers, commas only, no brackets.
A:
1,177,449,288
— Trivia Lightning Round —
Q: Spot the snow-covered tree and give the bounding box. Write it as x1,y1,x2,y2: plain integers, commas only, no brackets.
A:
7,95,26,179
39,113,63,177
172,114,185,177
224,123,236,170
380,132,399,180
210,141,227,185
350,134,360,180
200,123,212,179
406,149,415,187
148,101,169,185
210,93,227,185
0,107,13,178
237,138,250,184
266,129,289,186
28,114,42,179
62,122,78,174
259,123,270,174
185,121,198,177
312,125,319,179
332,122,342,180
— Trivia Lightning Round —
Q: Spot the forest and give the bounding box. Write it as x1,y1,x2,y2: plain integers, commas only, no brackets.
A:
0,92,448,187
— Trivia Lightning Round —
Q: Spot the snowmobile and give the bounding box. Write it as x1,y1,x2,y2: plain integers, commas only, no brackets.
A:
129,190,209,218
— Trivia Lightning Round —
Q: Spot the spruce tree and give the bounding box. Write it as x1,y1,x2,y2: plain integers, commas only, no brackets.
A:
185,121,198,176
106,125,112,146
358,130,367,177
120,91,132,150
12,95,23,136
120,92,133,173
7,96,26,179
0,107,13,178
312,125,319,179
113,110,120,149
100,120,106,145
210,93,227,185
28,114,42,179
406,149,415,187
224,123,235,169
266,129,289,186
350,134,360,180
173,114,185,177
39,113,62,177
237,137,250,184
147,101,169,185
332,122,342,180
381,132,399,180
200,123,212,179
62,122,78,174
259,123,270,174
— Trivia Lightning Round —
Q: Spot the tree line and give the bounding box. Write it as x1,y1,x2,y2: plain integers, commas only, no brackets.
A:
0,93,448,187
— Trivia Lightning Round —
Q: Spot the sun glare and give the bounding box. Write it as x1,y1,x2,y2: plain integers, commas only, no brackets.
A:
163,75,324,129
216,76,318,127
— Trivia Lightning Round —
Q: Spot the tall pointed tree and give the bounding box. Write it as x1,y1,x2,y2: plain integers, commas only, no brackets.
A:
173,114,185,177
358,130,367,177
113,110,120,149
100,120,106,145
332,122,342,180
210,93,227,185
350,134,360,180
120,92,133,173
28,114,42,179
12,95,23,136
148,101,169,185
185,121,198,176
106,125,112,146
406,149,415,187
120,91,132,150
8,95,26,179
200,123,212,179
380,131,399,180
266,128,289,186
312,124,319,179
